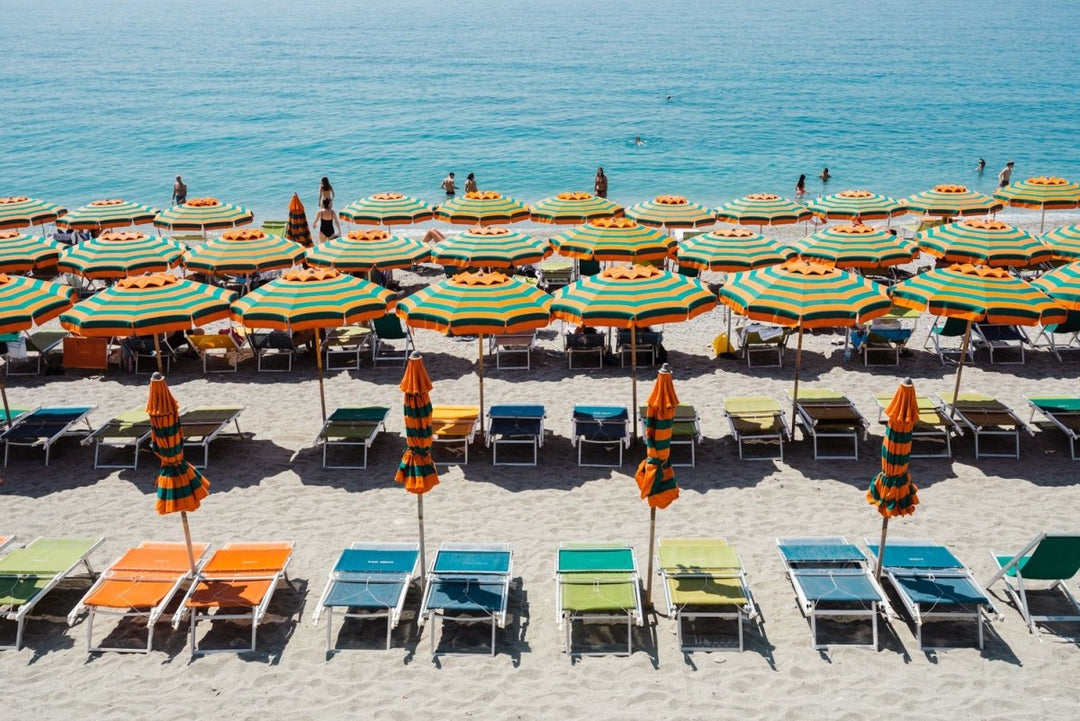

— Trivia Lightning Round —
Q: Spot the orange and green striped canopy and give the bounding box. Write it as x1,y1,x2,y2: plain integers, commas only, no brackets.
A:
625,195,715,228
917,218,1052,267
394,353,438,495
677,228,792,272
0,196,66,229
433,191,530,226
994,177,1080,210
1042,225,1080,261
183,228,304,275
719,258,892,328
57,231,185,279
396,272,552,336
0,231,63,273
867,379,919,518
231,267,394,331
529,192,622,224
890,263,1067,326
715,193,812,226
286,193,312,248
551,216,675,263
1032,262,1080,311
903,184,1003,217
148,374,209,515
0,273,76,334
791,224,917,269
154,197,254,231
806,190,905,221
56,199,158,230
340,193,435,225
635,367,679,510
551,264,716,328
305,229,429,272
430,226,551,268
60,273,235,336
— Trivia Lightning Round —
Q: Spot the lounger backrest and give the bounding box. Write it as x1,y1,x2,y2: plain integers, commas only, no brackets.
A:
1016,535,1080,580
0,537,98,575
202,544,292,575
372,314,408,340
1048,310,1080,335
936,316,970,337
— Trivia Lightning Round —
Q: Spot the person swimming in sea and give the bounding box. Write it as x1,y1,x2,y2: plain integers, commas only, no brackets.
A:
976,158,986,173
819,167,831,182
634,135,645,147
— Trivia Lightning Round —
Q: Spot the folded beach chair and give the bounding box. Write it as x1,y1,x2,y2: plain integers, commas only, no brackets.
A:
187,332,247,373
985,533,1080,639
938,392,1031,460
2,330,67,375
737,322,791,367
617,329,662,367
172,541,294,656
488,331,536,370
419,542,513,656
865,538,1000,650
323,325,372,371
555,543,643,656
538,259,574,290
179,406,244,468
923,316,975,365
68,541,210,654
657,538,758,652
431,405,480,465
638,403,701,467
83,407,154,469
120,335,174,374
485,404,545,466
312,542,420,651
248,330,301,372
571,405,631,467
370,314,414,367
564,330,606,369
776,536,892,650
315,406,389,469
974,322,1030,365
723,396,789,461
0,536,103,650
790,389,869,460
1029,310,1080,362
1,405,95,466
873,393,960,459
1026,396,1080,460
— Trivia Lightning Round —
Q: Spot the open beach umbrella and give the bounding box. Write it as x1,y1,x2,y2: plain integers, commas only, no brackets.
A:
917,218,1052,268
182,228,304,277
394,352,439,594
231,268,395,421
790,224,918,269
994,177,1080,232
305,229,429,274
806,190,905,223
56,199,158,231
285,193,313,248
1032,262,1080,310
552,265,716,435
340,193,435,226
529,192,622,225
154,197,254,237
430,226,551,269
56,231,185,280
867,378,920,579
1043,225,1080,261
433,191,530,226
551,217,675,264
903,184,1003,218
0,196,66,231
625,195,715,229
714,193,812,228
677,228,793,272
396,272,552,430
148,372,209,575
0,231,63,274
635,364,680,605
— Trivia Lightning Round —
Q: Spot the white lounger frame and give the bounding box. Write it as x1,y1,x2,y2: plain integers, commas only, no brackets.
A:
181,406,244,468
555,543,644,657
315,409,388,469
2,405,95,466
986,533,1080,640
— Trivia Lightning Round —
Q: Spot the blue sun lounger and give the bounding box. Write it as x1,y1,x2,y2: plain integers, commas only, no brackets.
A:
1,405,95,466
312,542,420,651
418,543,513,656
571,405,631,467
777,536,892,650
485,404,545,466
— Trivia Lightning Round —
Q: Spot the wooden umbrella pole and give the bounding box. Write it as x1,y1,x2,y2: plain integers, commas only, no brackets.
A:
417,494,427,596
631,329,638,438
315,330,327,423
949,320,973,415
180,511,198,576
874,516,889,579
790,325,805,437
478,334,485,433
153,334,164,374
0,375,12,429
645,506,657,607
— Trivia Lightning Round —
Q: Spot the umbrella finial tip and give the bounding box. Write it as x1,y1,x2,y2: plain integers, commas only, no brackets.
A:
902,377,913,386
660,363,672,374
409,351,422,359
151,371,165,381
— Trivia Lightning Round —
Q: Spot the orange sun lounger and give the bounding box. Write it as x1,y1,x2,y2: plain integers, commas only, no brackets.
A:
69,541,209,653
431,405,480,465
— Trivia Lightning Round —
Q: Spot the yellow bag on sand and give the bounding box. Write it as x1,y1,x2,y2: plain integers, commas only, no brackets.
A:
712,333,736,356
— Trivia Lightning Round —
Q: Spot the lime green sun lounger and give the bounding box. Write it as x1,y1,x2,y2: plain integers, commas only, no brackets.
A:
986,533,1080,639
724,396,789,461
83,408,153,469
555,544,643,656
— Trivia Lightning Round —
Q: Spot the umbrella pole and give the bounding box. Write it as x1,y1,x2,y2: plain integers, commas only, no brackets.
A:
631,330,638,438
180,511,198,576
315,331,327,423
417,494,427,596
0,375,12,429
874,516,889,579
949,320,973,413
153,335,164,374
790,325,804,437
1040,207,1046,234
478,334,485,433
645,506,656,607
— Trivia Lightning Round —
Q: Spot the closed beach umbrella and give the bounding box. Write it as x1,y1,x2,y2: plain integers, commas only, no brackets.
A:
791,224,918,269
0,231,63,274
433,191,530,226
340,192,435,226
625,195,715,229
995,176,1080,232
867,378,920,579
147,372,209,575
530,192,622,225
715,193,812,227
917,218,1052,268
635,364,680,604
183,228,304,277
306,229,430,274
1043,225,1080,261
0,196,66,231
394,352,439,593
551,217,675,264
903,184,1003,218
56,199,158,231
154,197,254,237
430,226,551,269
806,190,905,222
56,230,185,280
285,193,312,248
1032,262,1080,310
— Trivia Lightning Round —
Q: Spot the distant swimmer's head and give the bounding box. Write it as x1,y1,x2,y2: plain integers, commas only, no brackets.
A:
176,175,182,181
467,173,475,181
666,95,672,101
634,136,644,146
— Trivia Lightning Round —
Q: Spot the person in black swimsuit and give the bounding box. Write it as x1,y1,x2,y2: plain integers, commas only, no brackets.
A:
312,197,341,242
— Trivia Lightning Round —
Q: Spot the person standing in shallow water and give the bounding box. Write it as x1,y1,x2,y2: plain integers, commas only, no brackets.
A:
441,172,457,196
312,198,341,242
998,161,1014,188
795,174,807,199
464,173,478,193
172,176,187,205
819,167,831,183
594,168,608,198
318,177,334,208
976,158,986,174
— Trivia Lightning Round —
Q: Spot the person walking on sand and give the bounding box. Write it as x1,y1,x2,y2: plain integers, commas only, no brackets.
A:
312,198,341,242
318,177,335,208
795,174,807,199
464,173,478,194
172,175,187,205
441,172,457,196
594,167,608,198
998,161,1014,188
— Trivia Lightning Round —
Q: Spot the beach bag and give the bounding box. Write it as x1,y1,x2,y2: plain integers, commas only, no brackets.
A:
712,332,736,357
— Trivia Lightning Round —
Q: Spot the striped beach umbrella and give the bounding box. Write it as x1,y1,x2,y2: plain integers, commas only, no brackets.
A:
636,364,680,604
0,196,66,230
0,231,63,274
1032,262,1080,310
433,191,530,226
715,193,812,227
56,199,158,231
394,352,439,593
917,218,1052,267
285,193,312,248
56,231,185,279
677,228,793,272
1043,225,1080,261
183,228,304,276
625,195,715,229
995,177,1080,231
791,224,918,269
306,229,429,273
154,197,254,235
551,216,675,263
903,184,1003,217
530,191,622,225
430,226,551,269
147,372,209,574
806,190,905,222
340,192,434,226
867,378,920,579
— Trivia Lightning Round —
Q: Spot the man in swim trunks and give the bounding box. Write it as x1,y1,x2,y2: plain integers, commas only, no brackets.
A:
172,175,187,205
441,172,457,196
998,161,1014,188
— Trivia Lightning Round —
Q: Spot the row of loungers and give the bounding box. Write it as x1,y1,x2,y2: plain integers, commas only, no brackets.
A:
4,533,1080,656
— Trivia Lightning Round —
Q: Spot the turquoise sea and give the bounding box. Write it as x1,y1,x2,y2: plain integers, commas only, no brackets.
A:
3,0,1080,222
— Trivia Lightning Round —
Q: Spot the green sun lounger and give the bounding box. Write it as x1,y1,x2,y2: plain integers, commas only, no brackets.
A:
179,406,243,468
1026,396,1080,460
790,388,869,461
986,533,1080,639
315,406,389,469
83,408,154,469
939,392,1032,459
873,393,960,459
638,404,702,467
555,544,643,656
724,396,789,461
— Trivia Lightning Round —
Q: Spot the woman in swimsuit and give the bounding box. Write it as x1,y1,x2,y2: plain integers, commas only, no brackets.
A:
464,173,478,193
313,198,341,242
594,167,608,198
795,174,807,199
318,177,335,208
